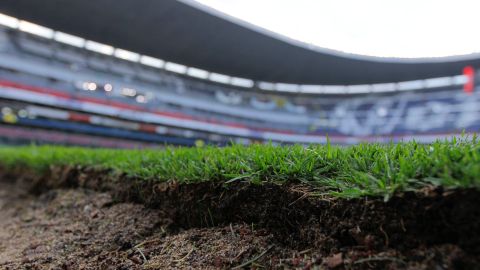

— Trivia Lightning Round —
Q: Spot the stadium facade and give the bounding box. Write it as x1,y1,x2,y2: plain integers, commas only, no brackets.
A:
0,0,478,147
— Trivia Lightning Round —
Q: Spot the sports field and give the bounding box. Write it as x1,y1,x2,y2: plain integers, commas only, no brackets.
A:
0,138,479,268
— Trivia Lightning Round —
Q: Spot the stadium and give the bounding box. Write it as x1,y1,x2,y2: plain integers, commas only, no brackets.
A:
0,0,479,269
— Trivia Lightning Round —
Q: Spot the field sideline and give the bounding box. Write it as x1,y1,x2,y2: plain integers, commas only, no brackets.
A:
0,136,478,199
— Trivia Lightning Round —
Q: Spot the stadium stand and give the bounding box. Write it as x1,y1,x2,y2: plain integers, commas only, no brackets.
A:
0,10,478,147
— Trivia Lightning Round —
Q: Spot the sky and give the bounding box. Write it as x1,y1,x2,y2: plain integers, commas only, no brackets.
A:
194,0,480,58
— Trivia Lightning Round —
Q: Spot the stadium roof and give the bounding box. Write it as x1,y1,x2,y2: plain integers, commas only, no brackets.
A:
1,0,479,85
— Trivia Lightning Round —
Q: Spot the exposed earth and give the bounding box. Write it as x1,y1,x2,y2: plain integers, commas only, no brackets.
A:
0,166,479,269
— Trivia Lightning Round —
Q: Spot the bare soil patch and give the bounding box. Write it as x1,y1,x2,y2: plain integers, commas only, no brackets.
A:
0,166,479,269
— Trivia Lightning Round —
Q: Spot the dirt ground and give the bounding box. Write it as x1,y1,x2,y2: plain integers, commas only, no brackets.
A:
0,166,479,269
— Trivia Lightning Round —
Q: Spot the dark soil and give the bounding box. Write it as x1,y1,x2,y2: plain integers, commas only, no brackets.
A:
0,165,479,269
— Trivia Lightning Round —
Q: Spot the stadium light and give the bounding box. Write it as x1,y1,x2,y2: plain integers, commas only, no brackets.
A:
299,85,323,94
121,88,137,97
346,85,371,94
135,95,147,103
165,62,187,74
18,20,54,39
104,84,113,92
54,32,85,48
85,41,114,55
371,83,396,92
424,77,452,88
209,73,230,84
275,83,299,92
139,55,165,68
114,48,140,62
323,86,346,94
83,82,97,91
230,77,254,88
452,74,468,85
0,13,19,29
397,80,424,91
258,82,275,91
187,67,209,79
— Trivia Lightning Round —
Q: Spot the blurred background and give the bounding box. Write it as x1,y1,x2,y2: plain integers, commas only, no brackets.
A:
0,0,478,148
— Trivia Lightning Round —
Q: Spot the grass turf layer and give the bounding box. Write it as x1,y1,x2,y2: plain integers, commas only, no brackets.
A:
0,136,479,199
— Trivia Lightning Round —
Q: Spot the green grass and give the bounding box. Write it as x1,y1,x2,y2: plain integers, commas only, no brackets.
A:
0,136,479,199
